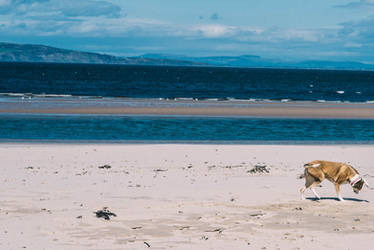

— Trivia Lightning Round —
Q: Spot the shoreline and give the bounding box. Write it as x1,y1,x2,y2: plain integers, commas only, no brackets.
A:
1,98,374,118
1,140,374,145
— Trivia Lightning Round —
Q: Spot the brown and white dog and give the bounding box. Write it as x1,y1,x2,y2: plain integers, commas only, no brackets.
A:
300,160,369,201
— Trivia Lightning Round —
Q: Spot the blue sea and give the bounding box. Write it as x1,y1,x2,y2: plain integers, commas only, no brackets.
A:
1,62,374,143
1,62,374,102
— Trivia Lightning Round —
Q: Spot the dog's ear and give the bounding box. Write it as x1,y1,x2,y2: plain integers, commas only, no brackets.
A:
363,178,370,188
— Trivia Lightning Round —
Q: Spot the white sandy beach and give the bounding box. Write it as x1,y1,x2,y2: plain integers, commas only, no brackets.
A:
1,144,374,250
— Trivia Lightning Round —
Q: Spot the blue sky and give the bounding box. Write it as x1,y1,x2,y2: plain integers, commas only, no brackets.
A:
1,0,374,62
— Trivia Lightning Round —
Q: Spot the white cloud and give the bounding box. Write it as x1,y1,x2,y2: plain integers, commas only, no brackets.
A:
335,0,374,8
193,24,236,38
0,0,10,6
339,15,374,41
280,29,320,42
0,0,122,17
344,42,363,48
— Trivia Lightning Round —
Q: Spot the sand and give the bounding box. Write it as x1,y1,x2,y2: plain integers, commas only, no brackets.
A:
1,144,374,250
1,98,374,118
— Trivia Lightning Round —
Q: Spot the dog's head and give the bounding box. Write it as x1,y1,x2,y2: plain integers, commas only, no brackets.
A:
351,175,370,194
352,179,364,194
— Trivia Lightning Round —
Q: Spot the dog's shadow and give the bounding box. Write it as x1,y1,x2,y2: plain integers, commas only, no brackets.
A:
307,197,369,203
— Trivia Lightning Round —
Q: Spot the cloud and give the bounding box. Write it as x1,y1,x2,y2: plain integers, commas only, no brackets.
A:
55,1,122,18
276,29,320,42
335,0,374,8
0,0,124,38
0,0,11,5
344,42,363,48
189,24,325,45
0,0,122,17
1,0,374,62
0,0,48,15
0,12,332,46
210,13,220,20
194,24,235,38
339,15,374,43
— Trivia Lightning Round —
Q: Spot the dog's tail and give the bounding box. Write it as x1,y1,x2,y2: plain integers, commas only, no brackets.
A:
299,162,313,179
303,161,321,168
297,173,305,179
299,161,314,179
298,165,311,179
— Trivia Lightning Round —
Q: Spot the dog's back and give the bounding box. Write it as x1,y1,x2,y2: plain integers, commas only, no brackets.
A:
304,160,358,184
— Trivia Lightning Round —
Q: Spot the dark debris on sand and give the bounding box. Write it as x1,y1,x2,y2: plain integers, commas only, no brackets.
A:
153,169,168,172
247,165,270,174
98,165,111,169
94,207,117,220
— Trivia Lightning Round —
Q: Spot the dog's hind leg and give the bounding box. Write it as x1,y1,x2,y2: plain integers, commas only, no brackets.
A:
334,183,344,202
300,186,307,200
300,174,321,200
309,182,321,200
300,181,310,200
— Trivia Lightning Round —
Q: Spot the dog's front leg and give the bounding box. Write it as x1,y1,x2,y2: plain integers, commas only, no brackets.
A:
334,183,344,201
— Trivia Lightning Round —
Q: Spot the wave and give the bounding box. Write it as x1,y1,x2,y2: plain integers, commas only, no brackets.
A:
173,97,198,101
35,94,74,98
0,92,74,98
0,93,108,100
0,92,31,97
1,92,374,105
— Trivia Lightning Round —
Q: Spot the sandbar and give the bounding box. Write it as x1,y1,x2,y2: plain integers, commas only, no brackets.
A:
1,98,374,118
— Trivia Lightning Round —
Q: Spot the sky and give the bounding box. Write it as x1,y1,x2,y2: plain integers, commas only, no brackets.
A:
1,0,374,62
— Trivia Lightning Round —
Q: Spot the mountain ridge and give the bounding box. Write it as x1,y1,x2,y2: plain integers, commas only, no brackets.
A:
141,53,374,70
1,42,374,70
0,42,205,66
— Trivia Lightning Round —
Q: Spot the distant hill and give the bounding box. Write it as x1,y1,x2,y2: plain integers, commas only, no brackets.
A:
1,42,374,70
142,54,374,70
0,42,205,66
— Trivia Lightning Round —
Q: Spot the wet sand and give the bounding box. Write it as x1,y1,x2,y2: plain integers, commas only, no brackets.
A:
1,144,374,249
1,98,374,118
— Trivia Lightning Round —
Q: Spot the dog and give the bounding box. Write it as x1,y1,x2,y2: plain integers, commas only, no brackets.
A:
300,160,369,201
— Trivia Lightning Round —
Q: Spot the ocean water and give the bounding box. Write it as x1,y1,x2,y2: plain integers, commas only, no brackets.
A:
1,62,374,102
0,114,373,143
1,62,374,143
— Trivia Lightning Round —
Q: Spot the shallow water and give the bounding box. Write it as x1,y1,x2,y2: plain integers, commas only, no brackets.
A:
1,114,374,143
